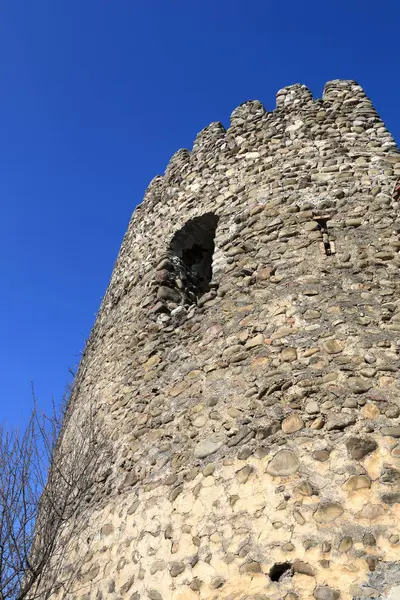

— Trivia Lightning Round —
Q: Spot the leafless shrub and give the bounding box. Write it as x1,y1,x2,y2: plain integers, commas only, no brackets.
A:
0,386,106,599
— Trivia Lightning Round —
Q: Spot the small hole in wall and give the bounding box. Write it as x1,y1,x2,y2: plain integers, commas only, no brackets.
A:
269,562,292,582
313,215,335,256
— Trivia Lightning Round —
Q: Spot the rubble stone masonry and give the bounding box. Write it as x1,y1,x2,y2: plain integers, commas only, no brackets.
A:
40,80,400,600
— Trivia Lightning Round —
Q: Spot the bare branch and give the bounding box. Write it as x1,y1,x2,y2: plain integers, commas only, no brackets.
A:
0,383,106,599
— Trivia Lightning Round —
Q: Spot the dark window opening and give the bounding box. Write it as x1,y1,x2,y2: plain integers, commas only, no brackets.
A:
269,562,292,582
169,213,219,296
152,213,219,316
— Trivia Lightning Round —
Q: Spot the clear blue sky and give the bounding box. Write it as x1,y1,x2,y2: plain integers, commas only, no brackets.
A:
1,1,399,427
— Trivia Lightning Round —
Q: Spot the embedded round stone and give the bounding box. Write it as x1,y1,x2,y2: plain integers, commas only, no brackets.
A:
313,449,330,462
326,413,356,431
282,414,304,433
314,586,340,600
356,503,386,520
338,536,353,553
391,445,400,457
292,560,315,576
256,266,275,280
382,427,400,438
296,480,315,496
281,347,298,362
322,339,344,354
346,436,378,460
245,334,264,348
157,286,181,302
305,401,319,414
347,377,371,394
210,576,225,589
169,561,185,577
143,354,161,370
381,493,400,505
361,403,380,419
266,449,300,476
314,503,344,523
236,465,253,483
343,475,371,491
193,434,226,458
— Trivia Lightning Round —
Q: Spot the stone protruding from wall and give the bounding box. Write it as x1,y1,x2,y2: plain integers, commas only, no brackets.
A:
36,80,400,600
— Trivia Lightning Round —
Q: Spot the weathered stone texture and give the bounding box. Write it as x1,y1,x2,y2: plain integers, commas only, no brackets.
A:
38,80,400,600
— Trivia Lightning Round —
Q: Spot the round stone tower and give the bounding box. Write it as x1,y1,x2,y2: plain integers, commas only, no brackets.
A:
40,81,400,600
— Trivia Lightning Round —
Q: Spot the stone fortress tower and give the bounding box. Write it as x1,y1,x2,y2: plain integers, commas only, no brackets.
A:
41,80,400,600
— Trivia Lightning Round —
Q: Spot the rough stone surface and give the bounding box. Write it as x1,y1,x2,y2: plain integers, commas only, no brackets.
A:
34,80,400,600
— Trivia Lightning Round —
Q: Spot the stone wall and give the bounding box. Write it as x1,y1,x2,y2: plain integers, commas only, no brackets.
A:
38,80,400,600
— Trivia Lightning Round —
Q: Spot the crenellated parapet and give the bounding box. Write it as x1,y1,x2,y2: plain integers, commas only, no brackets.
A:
229,99,267,125
163,149,191,185
322,79,368,104
276,83,314,110
192,121,226,153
